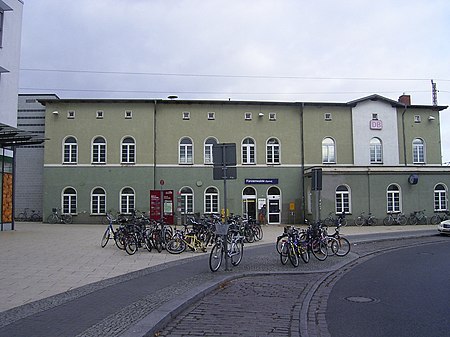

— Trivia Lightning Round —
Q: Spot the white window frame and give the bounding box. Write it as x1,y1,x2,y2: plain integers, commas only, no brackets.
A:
204,137,217,165
204,187,219,214
322,137,336,164
182,111,190,120
180,187,194,214
242,137,256,165
387,184,401,213
413,138,425,164
207,112,215,120
370,137,383,164
63,136,78,164
125,110,132,119
324,113,332,121
92,136,107,164
434,184,448,211
91,187,106,215
121,137,136,164
244,112,252,120
96,110,104,119
67,110,75,119
179,137,193,164
335,185,351,214
269,112,277,121
120,187,135,214
266,138,280,165
62,187,77,215
414,115,421,123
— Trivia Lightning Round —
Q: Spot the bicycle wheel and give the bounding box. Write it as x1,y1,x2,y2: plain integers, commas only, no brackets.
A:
47,214,58,224
231,240,244,266
327,237,340,256
166,237,187,254
383,215,393,226
311,240,328,261
101,228,111,248
419,216,428,225
367,216,378,226
62,214,73,224
288,243,299,267
354,216,364,226
398,215,407,226
17,213,26,222
276,234,287,254
430,215,441,225
323,217,334,227
124,235,138,255
254,225,263,241
209,243,223,272
335,236,351,257
298,242,310,263
280,241,289,265
30,213,41,222
115,229,126,250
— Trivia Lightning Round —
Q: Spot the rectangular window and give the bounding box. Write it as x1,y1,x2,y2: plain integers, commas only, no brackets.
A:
244,112,252,120
269,112,276,121
372,113,378,120
182,111,190,120
67,110,75,119
414,115,421,123
387,191,400,213
207,112,215,120
63,196,77,215
96,110,104,119
125,110,132,119
335,192,350,214
434,191,447,211
93,144,106,163
324,113,332,121
205,194,219,213
64,144,77,163
91,195,106,214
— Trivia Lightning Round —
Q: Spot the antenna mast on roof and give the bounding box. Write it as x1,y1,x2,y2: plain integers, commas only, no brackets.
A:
431,79,438,106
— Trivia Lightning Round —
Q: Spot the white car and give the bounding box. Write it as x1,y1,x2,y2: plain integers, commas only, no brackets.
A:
438,219,450,235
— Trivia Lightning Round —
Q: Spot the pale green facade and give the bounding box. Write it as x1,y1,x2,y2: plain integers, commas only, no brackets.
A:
41,95,450,225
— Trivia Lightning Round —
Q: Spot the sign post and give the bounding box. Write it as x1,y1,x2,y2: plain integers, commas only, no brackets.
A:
213,143,237,271
311,168,322,222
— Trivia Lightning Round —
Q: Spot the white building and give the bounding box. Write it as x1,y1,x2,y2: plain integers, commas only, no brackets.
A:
0,0,23,127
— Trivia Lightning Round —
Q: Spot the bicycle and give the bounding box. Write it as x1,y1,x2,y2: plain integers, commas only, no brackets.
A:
323,212,348,227
101,213,121,248
430,211,450,225
323,224,351,257
166,224,207,254
209,232,244,272
354,211,378,226
16,208,42,222
383,212,407,226
408,210,428,225
47,208,73,224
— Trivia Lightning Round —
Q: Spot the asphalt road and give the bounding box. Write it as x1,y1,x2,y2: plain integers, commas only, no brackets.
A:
327,240,450,337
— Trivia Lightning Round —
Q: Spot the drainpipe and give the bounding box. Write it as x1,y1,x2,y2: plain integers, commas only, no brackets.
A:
153,100,157,190
401,104,408,166
300,102,305,223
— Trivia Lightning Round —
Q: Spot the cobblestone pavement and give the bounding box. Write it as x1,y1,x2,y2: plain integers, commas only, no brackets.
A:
153,235,447,337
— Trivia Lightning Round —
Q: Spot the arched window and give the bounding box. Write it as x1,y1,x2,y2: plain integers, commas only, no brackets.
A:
179,137,193,164
204,137,218,164
204,187,219,214
370,138,383,163
120,187,135,214
121,137,135,164
242,138,255,164
335,185,351,214
322,137,336,163
62,187,77,214
92,136,106,164
63,136,77,164
266,138,280,164
91,187,106,215
434,184,448,211
387,184,401,213
412,138,425,164
180,187,194,214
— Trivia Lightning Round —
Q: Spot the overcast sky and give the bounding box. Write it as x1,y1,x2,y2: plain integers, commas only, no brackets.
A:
19,0,450,162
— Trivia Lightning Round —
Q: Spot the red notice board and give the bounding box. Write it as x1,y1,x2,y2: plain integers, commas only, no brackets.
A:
150,190,174,224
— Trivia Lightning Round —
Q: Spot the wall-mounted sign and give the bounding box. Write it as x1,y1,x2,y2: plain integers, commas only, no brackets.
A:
370,119,383,130
245,178,278,184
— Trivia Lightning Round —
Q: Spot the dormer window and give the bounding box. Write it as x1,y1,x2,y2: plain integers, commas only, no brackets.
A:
96,110,104,119
125,110,132,119
182,111,190,120
324,113,332,121
244,112,252,120
208,112,215,120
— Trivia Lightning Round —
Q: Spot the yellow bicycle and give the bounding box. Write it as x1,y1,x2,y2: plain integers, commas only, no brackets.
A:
166,225,207,254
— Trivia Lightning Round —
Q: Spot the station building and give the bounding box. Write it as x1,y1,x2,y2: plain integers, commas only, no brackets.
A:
39,94,449,225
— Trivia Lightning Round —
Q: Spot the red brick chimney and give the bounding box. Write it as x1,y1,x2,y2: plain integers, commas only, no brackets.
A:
398,94,411,105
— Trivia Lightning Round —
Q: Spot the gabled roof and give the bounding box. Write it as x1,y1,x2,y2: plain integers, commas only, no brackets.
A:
347,94,448,111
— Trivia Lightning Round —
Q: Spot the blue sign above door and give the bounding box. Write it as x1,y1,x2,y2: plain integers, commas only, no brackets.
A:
245,178,279,184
